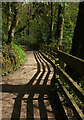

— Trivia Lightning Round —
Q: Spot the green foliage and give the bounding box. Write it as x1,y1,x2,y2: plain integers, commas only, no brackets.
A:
63,3,79,53
12,43,27,65
2,43,27,76
13,65,20,71
2,2,79,76
64,82,84,107
2,2,79,50
2,71,8,76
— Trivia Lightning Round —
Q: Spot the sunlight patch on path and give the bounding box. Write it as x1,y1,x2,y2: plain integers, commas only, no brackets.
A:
33,94,40,118
20,94,29,118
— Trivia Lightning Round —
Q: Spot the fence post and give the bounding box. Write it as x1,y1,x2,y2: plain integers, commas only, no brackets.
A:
48,44,50,58
59,45,65,83
47,45,49,58
46,44,47,55
59,45,64,70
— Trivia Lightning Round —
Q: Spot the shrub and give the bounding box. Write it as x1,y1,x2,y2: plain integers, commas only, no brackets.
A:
2,43,27,76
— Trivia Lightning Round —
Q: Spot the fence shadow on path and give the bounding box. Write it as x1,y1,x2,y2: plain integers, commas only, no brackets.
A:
1,51,68,120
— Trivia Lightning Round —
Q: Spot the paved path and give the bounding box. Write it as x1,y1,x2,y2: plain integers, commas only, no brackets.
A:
1,51,67,120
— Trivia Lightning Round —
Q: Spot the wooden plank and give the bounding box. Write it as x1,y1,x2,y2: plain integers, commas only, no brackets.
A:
57,78,84,120
57,50,84,75
57,66,84,104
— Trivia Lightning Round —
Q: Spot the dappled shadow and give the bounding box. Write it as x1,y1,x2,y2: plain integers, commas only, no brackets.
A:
1,51,68,120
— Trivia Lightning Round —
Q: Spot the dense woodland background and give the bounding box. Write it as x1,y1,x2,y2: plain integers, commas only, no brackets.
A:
2,2,79,50
2,2,84,78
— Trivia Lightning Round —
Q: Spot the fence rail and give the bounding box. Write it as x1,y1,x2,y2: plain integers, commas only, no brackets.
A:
39,44,84,120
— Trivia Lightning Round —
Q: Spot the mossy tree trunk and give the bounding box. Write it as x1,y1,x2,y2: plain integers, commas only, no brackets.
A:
7,3,19,44
57,3,65,46
48,2,54,44
27,4,30,36
7,3,11,31
50,2,53,42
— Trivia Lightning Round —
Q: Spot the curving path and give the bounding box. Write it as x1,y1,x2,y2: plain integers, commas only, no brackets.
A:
1,51,68,120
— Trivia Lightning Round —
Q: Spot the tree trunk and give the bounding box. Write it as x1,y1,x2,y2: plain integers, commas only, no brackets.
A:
27,4,31,36
66,2,84,82
70,2,84,59
49,2,54,44
27,19,29,36
50,2,53,39
57,3,65,46
7,3,18,44
7,3,11,31
15,25,26,34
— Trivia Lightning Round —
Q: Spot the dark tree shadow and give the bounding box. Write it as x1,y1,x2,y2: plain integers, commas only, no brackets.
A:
1,51,68,120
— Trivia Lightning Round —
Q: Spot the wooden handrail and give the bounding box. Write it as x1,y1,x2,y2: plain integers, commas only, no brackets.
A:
57,66,84,104
39,44,84,120
57,50,84,75
40,44,84,75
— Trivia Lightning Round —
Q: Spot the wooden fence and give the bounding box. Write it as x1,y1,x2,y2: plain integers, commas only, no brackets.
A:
39,44,84,120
